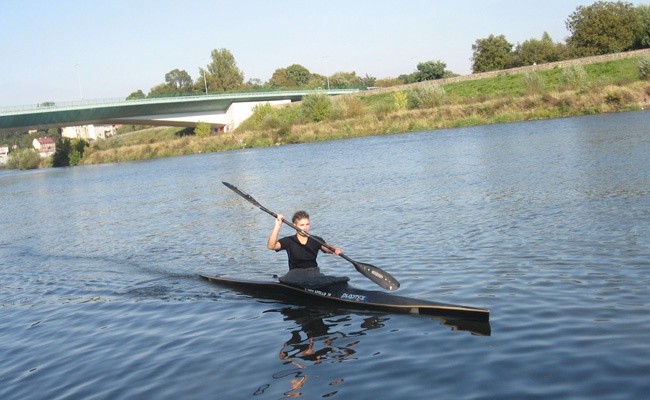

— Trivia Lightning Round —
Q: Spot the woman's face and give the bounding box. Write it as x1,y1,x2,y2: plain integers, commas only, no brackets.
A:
294,217,310,235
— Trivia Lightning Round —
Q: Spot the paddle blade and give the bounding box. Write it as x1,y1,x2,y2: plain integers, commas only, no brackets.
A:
353,261,400,291
223,181,262,208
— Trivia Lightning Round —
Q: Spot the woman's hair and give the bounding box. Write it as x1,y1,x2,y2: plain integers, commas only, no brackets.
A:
292,210,310,223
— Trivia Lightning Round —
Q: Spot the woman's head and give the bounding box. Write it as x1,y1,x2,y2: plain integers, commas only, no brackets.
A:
292,210,310,235
292,210,310,223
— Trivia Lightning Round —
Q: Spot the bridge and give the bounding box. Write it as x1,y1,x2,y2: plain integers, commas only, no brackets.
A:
0,89,359,133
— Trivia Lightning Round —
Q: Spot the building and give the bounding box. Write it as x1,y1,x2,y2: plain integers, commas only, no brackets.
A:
33,137,56,158
61,124,117,141
0,146,8,165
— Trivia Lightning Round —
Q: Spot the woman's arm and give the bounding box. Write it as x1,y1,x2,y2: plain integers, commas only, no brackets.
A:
267,214,283,250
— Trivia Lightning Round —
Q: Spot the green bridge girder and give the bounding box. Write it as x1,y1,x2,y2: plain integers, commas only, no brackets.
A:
0,89,359,133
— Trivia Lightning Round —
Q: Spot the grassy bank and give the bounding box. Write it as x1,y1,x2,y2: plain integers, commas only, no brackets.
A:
81,56,650,165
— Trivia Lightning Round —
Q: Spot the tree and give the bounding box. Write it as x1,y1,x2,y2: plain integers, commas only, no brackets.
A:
147,82,175,97
513,32,567,66
414,60,447,81
566,1,643,55
269,64,312,88
126,90,146,100
52,138,71,167
301,94,332,122
329,71,363,88
52,138,88,167
165,69,193,92
635,4,650,49
6,149,41,170
203,48,244,92
194,122,212,137
360,73,377,88
471,34,514,73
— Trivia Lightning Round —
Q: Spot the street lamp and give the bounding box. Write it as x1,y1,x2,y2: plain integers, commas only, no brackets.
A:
201,58,209,95
202,68,208,95
323,56,330,91
74,62,83,100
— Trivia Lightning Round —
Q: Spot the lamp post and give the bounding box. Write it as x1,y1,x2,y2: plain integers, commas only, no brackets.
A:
201,58,209,95
323,56,330,91
74,62,83,100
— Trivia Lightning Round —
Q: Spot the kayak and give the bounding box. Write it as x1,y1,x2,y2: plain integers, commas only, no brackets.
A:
199,274,490,323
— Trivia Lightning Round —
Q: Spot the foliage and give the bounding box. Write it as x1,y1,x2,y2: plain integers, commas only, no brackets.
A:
330,71,363,88
301,94,332,122
6,148,41,170
165,69,193,92
513,32,567,66
393,91,407,111
407,84,446,109
205,48,244,92
414,60,448,81
524,72,545,94
636,4,650,48
561,65,589,90
269,64,312,88
360,74,377,88
250,103,277,128
126,90,146,100
638,56,650,80
472,34,514,73
566,1,643,55
52,138,88,167
194,122,212,137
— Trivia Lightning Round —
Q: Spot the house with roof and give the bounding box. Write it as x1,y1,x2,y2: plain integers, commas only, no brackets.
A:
33,137,56,158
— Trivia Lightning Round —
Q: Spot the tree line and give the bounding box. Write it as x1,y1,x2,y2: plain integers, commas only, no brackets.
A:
127,1,650,100
471,1,650,72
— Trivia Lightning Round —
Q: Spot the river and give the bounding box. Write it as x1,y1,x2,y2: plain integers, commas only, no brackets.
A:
1,111,648,399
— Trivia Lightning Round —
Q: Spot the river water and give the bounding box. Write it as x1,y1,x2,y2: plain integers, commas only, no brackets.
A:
1,111,649,399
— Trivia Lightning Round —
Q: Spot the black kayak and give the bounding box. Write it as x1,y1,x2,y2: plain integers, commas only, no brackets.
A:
199,274,490,323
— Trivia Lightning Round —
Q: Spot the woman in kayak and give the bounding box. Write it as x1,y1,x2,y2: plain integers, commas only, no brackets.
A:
267,210,347,286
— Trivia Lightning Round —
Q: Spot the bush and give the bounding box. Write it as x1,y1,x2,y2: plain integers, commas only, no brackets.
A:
194,121,212,137
561,65,588,90
301,94,332,122
638,56,650,80
6,148,41,170
393,91,407,111
407,84,446,109
524,72,545,94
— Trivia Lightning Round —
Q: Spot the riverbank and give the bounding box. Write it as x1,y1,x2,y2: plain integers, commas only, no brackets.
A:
81,52,650,165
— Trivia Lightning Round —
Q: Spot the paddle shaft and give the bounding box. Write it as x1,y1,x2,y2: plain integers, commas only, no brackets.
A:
222,181,400,291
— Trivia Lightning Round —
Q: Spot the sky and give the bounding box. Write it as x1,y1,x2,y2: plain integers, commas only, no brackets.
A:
1,0,602,107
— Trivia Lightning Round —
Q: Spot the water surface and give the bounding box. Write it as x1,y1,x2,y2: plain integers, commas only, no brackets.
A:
1,111,649,399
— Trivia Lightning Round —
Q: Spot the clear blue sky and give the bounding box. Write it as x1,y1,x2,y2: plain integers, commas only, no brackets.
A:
1,0,599,107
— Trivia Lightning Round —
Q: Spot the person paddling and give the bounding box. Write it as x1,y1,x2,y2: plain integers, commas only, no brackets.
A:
267,210,347,286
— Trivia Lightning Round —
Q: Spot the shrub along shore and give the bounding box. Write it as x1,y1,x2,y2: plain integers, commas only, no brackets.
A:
81,53,650,165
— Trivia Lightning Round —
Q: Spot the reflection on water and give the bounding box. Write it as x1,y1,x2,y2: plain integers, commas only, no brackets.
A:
252,305,489,398
1,111,648,400
258,307,387,398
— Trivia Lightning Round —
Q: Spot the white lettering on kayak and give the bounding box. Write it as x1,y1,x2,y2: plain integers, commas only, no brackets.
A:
305,289,332,297
341,293,367,302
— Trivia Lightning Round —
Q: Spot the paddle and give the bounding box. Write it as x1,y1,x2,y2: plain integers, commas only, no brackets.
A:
222,181,400,291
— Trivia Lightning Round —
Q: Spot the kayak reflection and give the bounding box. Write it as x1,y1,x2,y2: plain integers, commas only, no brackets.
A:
254,306,490,397
263,307,387,398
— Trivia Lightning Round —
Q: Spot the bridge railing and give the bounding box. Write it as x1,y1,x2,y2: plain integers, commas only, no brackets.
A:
0,89,360,116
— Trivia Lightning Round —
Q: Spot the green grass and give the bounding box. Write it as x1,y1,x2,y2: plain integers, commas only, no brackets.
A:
77,54,649,166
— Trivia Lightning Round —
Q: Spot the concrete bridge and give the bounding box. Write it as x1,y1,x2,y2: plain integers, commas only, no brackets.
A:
0,89,359,133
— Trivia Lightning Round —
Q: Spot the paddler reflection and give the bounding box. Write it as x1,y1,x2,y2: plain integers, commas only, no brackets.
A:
263,307,387,398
